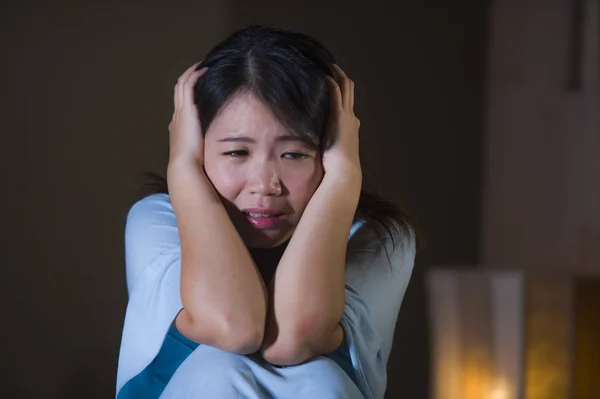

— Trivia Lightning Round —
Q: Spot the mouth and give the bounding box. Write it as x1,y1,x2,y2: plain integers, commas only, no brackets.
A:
242,211,284,218
242,209,286,229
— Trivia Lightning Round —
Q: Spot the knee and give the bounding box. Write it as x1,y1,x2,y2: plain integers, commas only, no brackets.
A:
161,346,258,397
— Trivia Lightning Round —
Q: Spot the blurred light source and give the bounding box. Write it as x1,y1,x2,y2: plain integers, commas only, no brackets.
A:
425,269,598,399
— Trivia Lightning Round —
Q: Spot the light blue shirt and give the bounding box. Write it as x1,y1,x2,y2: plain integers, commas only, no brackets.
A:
116,193,415,398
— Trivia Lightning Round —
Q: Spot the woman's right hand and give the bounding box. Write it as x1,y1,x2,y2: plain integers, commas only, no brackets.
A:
168,62,208,164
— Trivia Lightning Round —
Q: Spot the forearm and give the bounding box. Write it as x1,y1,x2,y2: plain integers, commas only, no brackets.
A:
167,157,267,352
262,175,360,362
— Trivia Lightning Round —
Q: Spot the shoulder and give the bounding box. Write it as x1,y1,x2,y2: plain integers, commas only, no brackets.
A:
125,193,179,250
124,193,180,294
127,193,173,224
125,193,178,249
125,193,180,240
347,218,416,270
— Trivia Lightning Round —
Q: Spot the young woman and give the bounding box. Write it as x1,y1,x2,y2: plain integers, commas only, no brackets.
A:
116,25,417,399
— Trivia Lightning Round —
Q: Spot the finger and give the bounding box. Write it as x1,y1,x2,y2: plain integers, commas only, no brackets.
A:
174,80,181,110
183,67,208,108
332,63,348,81
175,62,202,109
332,64,352,110
175,78,187,111
348,79,355,111
325,76,343,114
177,61,203,84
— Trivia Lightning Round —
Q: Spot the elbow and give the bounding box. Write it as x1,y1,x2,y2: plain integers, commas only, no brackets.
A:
260,317,319,366
179,308,265,355
261,338,311,366
220,322,264,354
261,317,344,366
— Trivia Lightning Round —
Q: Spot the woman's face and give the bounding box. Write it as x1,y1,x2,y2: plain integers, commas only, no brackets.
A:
204,92,324,248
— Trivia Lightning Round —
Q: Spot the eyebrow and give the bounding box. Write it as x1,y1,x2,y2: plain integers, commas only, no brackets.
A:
217,135,309,144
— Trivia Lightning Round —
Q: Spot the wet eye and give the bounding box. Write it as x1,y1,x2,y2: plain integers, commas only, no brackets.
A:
223,150,248,158
282,152,308,160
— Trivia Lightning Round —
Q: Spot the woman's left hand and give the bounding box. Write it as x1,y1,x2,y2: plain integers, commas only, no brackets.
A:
322,64,362,188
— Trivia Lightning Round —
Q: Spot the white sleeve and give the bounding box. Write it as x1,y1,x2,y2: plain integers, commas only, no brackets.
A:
124,193,181,295
344,222,416,365
338,222,416,398
117,193,185,394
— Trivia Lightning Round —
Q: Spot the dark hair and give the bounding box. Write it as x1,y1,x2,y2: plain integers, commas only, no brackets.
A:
138,25,419,253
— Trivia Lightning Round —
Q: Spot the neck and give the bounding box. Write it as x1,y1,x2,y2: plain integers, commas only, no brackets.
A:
248,240,289,286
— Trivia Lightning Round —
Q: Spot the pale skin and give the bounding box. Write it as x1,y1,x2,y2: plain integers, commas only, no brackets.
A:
167,61,361,365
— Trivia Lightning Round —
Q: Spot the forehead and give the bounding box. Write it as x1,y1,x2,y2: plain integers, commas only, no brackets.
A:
207,92,287,139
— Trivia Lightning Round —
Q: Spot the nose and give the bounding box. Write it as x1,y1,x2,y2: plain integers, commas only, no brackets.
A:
248,166,282,196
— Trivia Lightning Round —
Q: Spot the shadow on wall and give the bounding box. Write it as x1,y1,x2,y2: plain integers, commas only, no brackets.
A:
387,262,432,397
60,347,116,399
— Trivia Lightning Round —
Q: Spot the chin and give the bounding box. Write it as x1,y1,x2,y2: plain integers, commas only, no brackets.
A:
222,203,295,248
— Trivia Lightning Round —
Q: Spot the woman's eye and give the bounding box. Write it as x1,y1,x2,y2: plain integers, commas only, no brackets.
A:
223,150,248,158
282,152,308,160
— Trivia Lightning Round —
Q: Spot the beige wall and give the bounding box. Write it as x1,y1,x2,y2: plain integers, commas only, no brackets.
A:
482,0,599,274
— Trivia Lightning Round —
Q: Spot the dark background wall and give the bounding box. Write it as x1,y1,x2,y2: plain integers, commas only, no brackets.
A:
0,1,488,397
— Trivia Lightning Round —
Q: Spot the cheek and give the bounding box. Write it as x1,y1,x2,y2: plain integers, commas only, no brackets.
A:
204,157,242,201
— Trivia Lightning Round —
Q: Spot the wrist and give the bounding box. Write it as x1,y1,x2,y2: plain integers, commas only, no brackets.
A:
168,156,205,181
318,173,362,210
167,157,214,195
322,167,362,193
168,153,203,171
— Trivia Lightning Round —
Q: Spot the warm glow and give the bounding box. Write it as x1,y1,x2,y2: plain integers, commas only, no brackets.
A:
489,379,511,399
461,371,513,399
462,359,491,398
428,270,581,399
427,270,524,399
